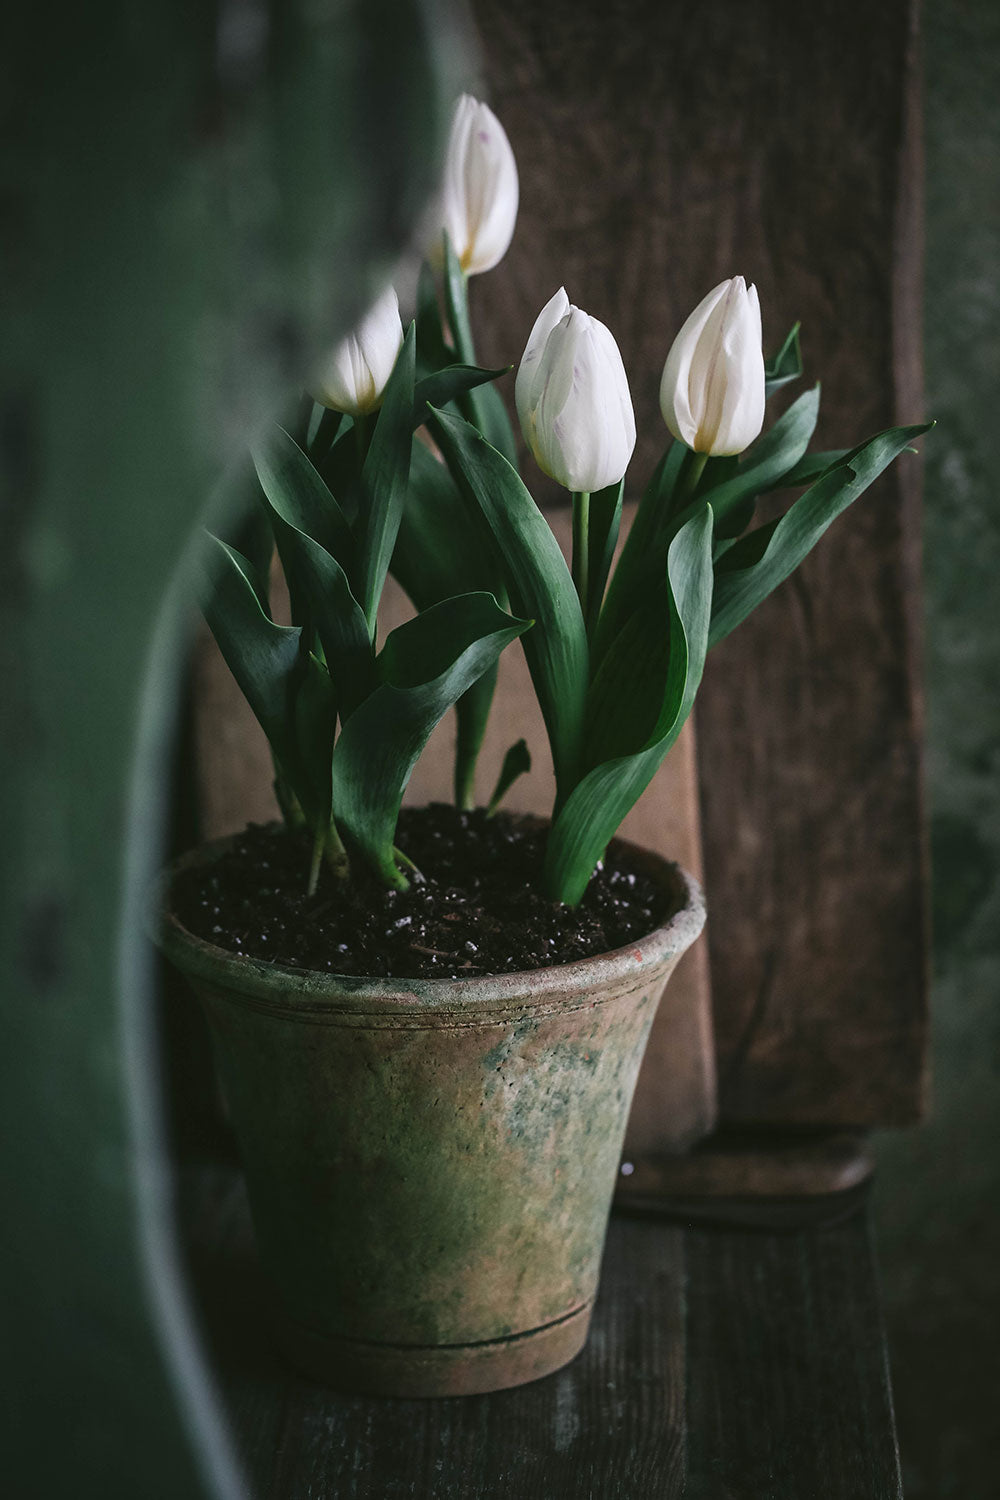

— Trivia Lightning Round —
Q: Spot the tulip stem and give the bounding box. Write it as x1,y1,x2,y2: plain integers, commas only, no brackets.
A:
306,819,350,897
673,450,709,514
354,412,374,470
571,490,591,618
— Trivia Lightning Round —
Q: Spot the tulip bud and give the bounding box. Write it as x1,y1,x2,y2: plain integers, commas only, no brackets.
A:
440,94,519,276
659,277,765,456
312,286,404,417
515,289,636,493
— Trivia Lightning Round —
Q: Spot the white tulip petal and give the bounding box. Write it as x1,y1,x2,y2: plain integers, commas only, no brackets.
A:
659,280,730,449
659,277,765,456
312,285,403,416
440,95,519,276
713,283,764,454
516,293,635,493
516,287,570,425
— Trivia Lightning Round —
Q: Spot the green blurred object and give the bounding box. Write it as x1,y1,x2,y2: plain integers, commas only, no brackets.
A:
0,2,465,1495
874,2,1000,1496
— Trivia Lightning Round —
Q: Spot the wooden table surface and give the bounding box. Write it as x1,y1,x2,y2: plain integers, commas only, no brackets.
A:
183,1170,903,1499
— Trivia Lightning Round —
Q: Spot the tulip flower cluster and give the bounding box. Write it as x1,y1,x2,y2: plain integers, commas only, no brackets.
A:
201,93,930,904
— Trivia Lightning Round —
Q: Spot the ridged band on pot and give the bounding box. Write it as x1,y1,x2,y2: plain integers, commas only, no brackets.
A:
156,831,705,1397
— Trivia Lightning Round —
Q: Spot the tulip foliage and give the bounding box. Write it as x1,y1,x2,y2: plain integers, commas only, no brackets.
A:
202,315,529,893
432,330,929,902
200,93,931,907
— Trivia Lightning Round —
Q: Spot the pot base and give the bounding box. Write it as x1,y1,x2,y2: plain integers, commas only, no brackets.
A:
272,1302,593,1397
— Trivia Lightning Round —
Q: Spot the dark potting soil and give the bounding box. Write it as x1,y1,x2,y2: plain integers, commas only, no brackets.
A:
172,805,677,980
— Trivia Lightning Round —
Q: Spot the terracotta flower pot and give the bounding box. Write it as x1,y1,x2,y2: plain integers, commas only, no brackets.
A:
157,833,705,1397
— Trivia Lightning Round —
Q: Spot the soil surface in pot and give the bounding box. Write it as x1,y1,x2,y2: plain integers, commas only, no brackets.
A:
172,806,677,980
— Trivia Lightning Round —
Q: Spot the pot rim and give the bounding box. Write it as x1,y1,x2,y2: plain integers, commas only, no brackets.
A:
153,825,705,1020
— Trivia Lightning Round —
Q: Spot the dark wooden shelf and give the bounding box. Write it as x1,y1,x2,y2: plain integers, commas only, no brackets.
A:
181,1168,902,1498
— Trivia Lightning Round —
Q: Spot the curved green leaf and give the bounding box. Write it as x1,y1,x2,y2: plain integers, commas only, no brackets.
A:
584,594,671,769
453,664,498,809
392,438,500,607
592,441,687,663
442,234,518,466
262,503,375,721
200,535,301,740
415,260,452,374
429,405,589,800
543,505,714,905
765,322,803,396
414,364,511,425
251,426,355,573
698,385,821,540
709,422,932,646
199,534,336,828
305,406,343,467
330,593,530,886
356,320,417,631
318,424,363,526
585,479,624,638
392,437,505,807
760,448,850,492
487,739,532,816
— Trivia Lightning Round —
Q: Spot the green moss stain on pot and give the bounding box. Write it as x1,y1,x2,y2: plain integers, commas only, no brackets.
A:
159,838,705,1394
198,983,660,1347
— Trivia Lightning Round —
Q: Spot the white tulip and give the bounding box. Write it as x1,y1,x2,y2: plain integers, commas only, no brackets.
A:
312,286,404,416
659,277,765,456
441,94,519,276
515,288,636,493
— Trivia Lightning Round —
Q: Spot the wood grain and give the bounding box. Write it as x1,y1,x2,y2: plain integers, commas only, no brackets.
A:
470,0,929,1127
184,1171,687,1499
685,1218,904,1498
182,1167,902,1498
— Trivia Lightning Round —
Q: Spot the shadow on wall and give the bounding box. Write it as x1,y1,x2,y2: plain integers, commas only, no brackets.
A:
874,3,1000,1497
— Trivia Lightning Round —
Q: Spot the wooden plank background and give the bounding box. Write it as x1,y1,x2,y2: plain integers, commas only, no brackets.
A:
468,0,929,1127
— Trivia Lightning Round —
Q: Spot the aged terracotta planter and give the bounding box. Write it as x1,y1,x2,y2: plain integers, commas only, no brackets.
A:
157,833,705,1397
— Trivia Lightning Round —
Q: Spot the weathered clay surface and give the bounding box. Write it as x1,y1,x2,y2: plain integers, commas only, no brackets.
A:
158,838,704,1392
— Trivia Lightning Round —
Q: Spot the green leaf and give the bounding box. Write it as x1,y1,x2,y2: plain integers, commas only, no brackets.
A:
697,385,821,539
487,739,532,816
442,234,518,467
200,536,299,738
392,438,501,607
199,534,335,828
330,593,531,886
251,426,356,575
709,422,932,646
442,234,475,362
414,364,511,425
454,666,498,810
592,440,687,663
543,505,715,904
583,594,671,768
760,448,850,492
252,428,372,712
306,406,343,466
429,405,590,800
209,463,275,610
261,500,375,721
585,479,624,638
356,320,417,632
318,425,362,526
414,260,452,374
764,322,802,396
392,438,506,809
